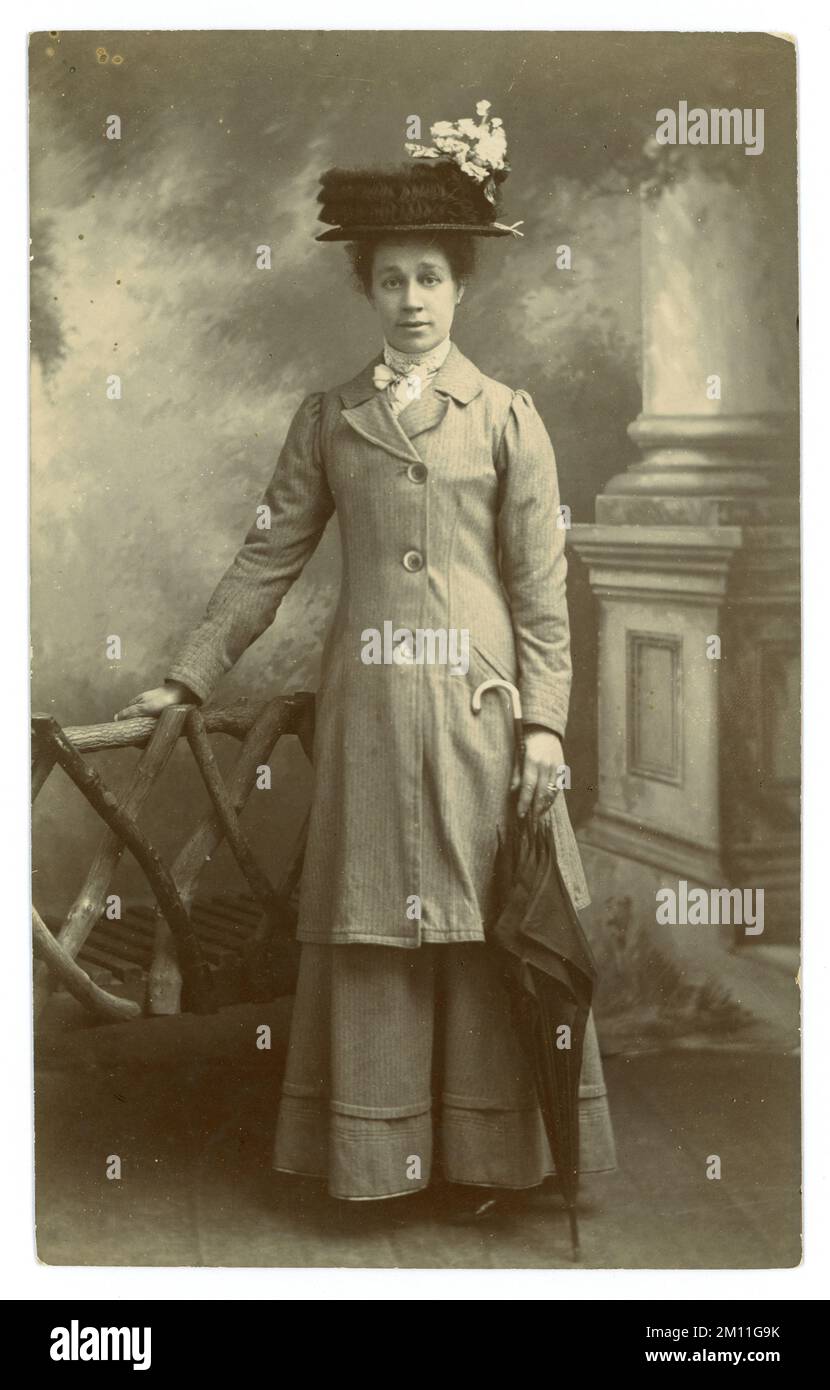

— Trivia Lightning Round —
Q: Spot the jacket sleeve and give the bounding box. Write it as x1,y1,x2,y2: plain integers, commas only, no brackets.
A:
165,391,334,703
495,388,572,740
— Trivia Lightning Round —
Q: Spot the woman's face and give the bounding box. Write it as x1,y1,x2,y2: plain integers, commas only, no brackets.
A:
369,240,464,354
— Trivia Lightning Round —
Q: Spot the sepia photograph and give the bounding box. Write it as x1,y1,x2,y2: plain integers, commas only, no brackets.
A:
28,26,801,1273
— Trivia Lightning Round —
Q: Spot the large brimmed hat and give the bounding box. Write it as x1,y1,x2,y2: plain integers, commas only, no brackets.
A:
315,100,524,242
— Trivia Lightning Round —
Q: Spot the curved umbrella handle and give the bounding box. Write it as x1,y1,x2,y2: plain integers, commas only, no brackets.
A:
471,678,525,760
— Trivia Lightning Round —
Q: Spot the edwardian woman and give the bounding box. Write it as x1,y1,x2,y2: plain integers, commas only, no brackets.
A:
116,103,617,1220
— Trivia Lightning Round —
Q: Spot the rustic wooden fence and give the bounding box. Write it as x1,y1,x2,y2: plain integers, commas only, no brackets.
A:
31,693,315,1025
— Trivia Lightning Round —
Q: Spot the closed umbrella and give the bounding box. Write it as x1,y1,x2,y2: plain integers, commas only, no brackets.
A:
472,677,598,1260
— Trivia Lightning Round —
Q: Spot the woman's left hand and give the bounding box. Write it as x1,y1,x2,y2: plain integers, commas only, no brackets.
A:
512,726,565,823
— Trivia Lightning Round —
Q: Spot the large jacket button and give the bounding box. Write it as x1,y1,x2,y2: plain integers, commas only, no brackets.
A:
406,462,428,484
402,549,424,572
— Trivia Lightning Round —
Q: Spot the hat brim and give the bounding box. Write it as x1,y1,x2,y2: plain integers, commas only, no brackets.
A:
315,223,514,242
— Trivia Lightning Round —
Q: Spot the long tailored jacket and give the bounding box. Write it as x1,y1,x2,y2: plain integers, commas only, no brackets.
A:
167,340,591,947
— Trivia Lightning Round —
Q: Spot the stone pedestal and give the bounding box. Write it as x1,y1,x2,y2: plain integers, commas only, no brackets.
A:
571,159,799,953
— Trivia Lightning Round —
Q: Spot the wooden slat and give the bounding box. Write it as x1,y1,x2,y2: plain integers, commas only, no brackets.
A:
78,943,145,983
147,696,306,1016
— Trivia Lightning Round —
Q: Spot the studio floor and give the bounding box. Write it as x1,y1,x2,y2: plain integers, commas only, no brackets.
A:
34,994,801,1270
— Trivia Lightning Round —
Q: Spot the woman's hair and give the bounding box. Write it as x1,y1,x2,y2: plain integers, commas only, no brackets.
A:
345,233,477,299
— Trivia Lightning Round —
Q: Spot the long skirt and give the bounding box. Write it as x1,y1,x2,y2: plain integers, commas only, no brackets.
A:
272,939,617,1200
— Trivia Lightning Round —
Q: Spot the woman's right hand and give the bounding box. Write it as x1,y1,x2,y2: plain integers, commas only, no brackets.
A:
113,681,199,722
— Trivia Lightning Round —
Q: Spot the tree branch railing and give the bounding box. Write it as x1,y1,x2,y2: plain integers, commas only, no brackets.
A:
31,692,316,1024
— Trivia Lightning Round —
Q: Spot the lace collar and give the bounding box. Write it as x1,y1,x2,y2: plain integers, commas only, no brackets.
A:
382,334,452,376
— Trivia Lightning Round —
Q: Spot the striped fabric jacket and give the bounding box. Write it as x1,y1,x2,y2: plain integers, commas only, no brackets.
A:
167,341,591,945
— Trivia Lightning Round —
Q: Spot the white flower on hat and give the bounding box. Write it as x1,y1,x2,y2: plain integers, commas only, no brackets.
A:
404,99,510,205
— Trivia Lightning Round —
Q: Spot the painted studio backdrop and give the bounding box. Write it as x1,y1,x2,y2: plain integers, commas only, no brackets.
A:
31,34,798,1058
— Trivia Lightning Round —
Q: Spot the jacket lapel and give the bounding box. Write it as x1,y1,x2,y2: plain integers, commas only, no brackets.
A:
395,389,451,441
339,355,422,464
339,341,484,462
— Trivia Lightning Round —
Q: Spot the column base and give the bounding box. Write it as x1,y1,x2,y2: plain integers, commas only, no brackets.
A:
570,520,799,948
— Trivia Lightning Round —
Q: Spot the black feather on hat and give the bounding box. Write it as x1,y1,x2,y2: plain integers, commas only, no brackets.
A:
314,101,523,242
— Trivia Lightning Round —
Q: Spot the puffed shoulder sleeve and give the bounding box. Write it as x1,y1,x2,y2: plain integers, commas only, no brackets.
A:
165,391,334,704
495,387,572,739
